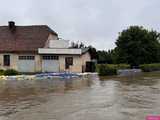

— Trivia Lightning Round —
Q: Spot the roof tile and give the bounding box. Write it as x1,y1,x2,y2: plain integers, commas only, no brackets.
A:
0,25,58,53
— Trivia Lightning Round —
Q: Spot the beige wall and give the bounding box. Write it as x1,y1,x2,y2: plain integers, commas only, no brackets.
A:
0,52,91,73
35,55,42,72
81,52,91,72
59,55,82,73
81,52,91,65
0,54,41,72
59,52,91,73
0,53,18,70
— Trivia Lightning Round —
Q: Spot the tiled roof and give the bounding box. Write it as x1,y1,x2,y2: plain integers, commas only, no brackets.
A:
0,25,58,53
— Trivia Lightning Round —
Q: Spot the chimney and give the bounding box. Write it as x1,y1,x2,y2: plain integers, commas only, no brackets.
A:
8,21,15,30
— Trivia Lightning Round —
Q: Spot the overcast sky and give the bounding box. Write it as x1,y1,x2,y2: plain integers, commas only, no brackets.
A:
0,0,159,50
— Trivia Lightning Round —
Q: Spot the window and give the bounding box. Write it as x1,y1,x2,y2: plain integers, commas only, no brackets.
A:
65,57,73,69
3,55,10,66
19,56,35,60
42,55,59,60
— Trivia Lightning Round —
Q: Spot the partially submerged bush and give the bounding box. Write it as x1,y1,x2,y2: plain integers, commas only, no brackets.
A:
0,69,4,75
96,64,129,76
4,69,19,76
97,64,117,76
140,64,160,72
116,64,130,69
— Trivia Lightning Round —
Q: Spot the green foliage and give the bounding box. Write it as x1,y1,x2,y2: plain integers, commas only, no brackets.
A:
115,64,130,69
96,64,116,76
88,46,98,60
97,49,116,64
140,64,160,72
0,69,4,75
115,26,160,66
4,69,19,76
96,64,130,76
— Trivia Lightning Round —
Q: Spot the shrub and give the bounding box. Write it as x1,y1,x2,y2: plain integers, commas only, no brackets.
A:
97,64,116,76
140,64,160,72
4,69,19,76
0,69,4,75
116,64,130,69
96,64,129,76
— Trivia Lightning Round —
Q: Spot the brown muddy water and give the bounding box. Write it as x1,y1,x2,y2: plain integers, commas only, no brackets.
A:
0,72,160,120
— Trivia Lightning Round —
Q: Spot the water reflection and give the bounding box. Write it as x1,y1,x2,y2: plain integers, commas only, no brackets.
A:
0,76,93,118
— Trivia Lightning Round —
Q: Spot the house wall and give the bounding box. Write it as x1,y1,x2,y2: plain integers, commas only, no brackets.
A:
38,48,82,55
0,52,91,73
59,52,91,73
35,55,42,72
48,34,58,40
81,52,91,65
0,54,42,72
81,52,91,72
0,53,18,70
59,55,82,73
49,40,69,48
44,33,58,48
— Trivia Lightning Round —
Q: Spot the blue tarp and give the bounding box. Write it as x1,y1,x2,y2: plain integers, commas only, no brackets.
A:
35,72,80,79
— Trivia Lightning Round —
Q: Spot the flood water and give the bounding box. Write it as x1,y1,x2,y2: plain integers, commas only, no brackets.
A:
0,72,160,120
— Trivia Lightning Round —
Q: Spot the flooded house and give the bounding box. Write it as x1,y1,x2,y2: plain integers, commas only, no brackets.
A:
0,21,91,73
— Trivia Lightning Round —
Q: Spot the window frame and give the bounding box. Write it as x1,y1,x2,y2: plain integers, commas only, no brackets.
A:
18,56,35,60
42,55,59,60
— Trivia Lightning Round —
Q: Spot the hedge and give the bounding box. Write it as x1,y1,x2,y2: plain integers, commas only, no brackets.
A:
140,63,160,72
96,64,130,76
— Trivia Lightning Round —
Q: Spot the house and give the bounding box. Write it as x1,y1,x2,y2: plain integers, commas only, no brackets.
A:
0,21,91,73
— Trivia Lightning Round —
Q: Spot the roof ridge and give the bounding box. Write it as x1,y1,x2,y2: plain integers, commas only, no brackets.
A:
0,25,48,27
0,25,58,35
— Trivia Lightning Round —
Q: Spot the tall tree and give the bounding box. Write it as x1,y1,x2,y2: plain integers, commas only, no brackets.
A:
97,50,115,64
115,26,160,66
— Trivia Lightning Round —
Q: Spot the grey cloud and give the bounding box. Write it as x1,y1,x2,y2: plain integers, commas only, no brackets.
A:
0,0,159,50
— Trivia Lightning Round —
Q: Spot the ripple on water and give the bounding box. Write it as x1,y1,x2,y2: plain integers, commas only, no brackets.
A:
0,73,160,120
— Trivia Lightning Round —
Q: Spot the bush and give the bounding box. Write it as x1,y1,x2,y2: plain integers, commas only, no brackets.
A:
96,64,130,76
140,64,160,72
0,69,4,75
97,64,116,76
116,64,130,69
4,69,19,76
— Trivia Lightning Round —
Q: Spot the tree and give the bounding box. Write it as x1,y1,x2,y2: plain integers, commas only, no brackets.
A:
88,46,98,60
79,42,85,48
70,41,86,48
97,49,115,64
115,26,160,66
70,42,79,48
70,42,98,60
